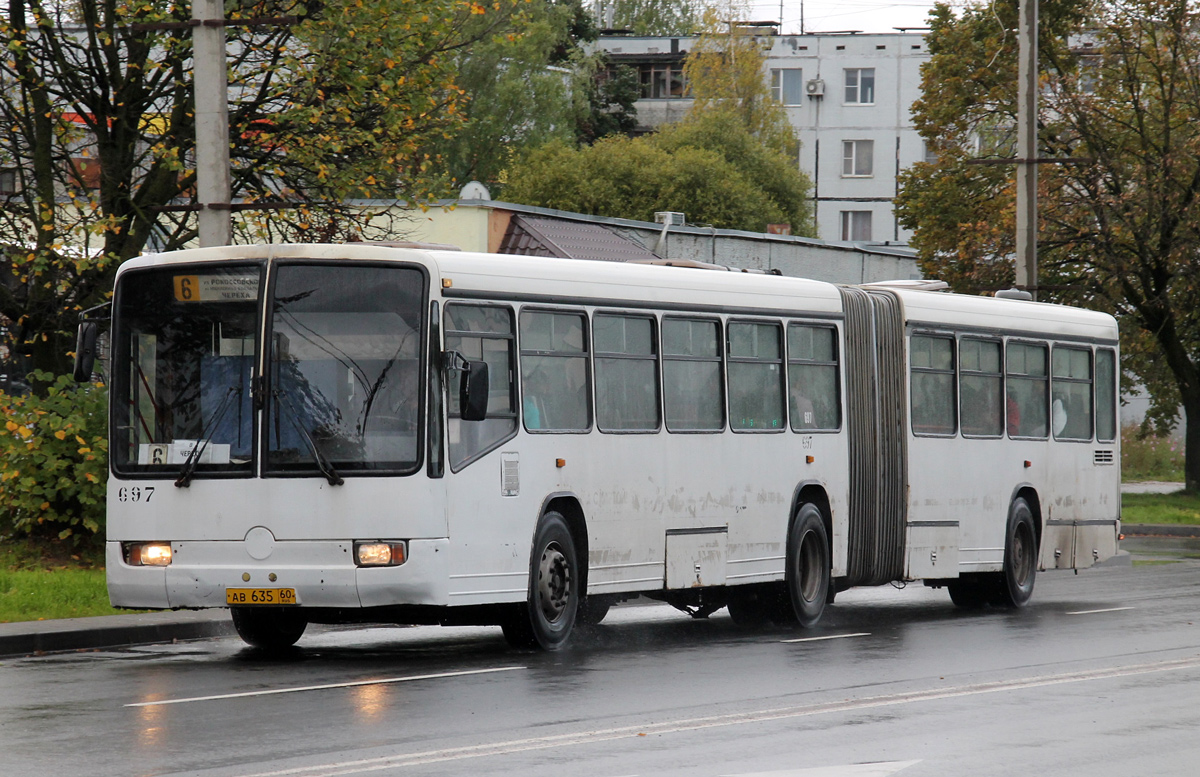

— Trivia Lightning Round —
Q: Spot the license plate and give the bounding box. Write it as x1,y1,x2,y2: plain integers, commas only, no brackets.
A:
226,588,297,605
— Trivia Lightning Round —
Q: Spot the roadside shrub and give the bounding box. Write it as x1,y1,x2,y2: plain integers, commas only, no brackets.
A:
1121,422,1184,482
0,371,107,545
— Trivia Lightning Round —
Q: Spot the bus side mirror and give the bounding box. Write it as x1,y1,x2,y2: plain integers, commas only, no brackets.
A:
459,361,489,421
73,322,99,382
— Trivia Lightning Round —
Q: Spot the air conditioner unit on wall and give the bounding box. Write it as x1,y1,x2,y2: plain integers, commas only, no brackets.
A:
806,79,825,97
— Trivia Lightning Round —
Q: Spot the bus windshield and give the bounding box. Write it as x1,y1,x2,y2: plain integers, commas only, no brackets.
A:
266,263,426,475
111,260,427,479
112,264,262,476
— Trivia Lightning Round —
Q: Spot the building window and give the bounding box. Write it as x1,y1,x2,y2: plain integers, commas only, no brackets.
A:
770,68,804,106
0,168,16,195
840,211,872,241
844,68,875,104
638,63,686,99
842,140,874,177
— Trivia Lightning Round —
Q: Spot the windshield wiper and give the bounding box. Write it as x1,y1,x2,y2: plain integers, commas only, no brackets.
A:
274,390,344,486
175,386,240,488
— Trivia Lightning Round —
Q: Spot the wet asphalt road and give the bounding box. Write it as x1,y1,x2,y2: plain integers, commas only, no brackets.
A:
3,539,1200,777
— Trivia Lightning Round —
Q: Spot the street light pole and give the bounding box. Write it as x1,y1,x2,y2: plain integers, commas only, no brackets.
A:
193,0,231,247
1016,0,1038,298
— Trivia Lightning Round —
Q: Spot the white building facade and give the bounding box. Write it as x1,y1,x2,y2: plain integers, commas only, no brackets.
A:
597,31,930,246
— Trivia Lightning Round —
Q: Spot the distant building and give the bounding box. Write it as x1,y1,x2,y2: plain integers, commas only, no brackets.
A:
595,30,930,246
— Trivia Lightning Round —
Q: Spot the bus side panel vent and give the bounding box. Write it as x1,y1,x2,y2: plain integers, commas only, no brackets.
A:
1093,450,1115,466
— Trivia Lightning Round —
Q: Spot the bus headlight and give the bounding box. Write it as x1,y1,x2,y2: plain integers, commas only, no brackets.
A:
127,542,173,567
354,541,407,567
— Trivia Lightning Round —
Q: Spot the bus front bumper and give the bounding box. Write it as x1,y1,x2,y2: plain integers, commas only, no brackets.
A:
106,538,450,610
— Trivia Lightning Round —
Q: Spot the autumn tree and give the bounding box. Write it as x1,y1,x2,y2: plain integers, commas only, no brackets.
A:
0,0,524,381
682,1,799,158
896,0,1200,489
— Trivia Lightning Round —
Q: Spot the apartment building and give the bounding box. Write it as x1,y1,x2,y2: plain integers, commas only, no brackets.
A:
597,30,930,245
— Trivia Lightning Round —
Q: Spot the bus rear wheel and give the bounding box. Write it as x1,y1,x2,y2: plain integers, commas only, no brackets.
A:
502,512,580,650
230,607,307,650
993,497,1037,608
783,503,831,627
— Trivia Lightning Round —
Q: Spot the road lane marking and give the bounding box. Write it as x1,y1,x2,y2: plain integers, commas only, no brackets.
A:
1065,607,1135,615
781,632,871,644
124,666,524,708
231,655,1200,777
722,760,922,777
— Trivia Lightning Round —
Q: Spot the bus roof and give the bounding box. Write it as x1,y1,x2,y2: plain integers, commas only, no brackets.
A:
117,244,1118,341
883,285,1119,343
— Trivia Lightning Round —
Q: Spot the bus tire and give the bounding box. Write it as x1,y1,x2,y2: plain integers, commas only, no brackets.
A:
230,607,307,650
994,497,1037,608
502,512,579,650
784,503,831,627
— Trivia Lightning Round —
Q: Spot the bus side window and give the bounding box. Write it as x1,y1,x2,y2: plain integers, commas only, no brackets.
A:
787,323,840,431
728,320,785,431
1006,341,1049,438
594,313,660,432
444,304,517,471
662,317,724,432
519,309,591,432
1052,345,1093,441
1095,348,1117,443
910,334,956,436
959,338,1003,437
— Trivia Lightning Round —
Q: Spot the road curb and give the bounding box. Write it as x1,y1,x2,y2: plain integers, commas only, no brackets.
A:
1122,524,1200,539
0,611,235,658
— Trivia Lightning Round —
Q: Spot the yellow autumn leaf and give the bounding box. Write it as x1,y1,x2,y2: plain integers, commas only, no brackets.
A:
55,430,67,440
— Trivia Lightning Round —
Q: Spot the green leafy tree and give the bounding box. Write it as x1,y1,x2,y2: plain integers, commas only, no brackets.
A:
896,0,1200,489
0,0,523,381
435,0,606,189
607,0,699,35
503,108,815,233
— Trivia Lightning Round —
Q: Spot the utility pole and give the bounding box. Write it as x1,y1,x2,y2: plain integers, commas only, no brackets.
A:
193,0,231,247
1015,0,1037,298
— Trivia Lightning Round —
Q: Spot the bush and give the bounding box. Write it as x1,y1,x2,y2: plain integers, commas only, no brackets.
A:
0,371,107,545
1121,422,1184,482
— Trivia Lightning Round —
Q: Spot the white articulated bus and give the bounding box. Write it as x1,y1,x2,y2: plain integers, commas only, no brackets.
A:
84,243,1120,650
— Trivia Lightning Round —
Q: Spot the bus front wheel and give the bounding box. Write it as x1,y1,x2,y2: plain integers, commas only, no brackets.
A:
502,512,580,650
784,503,831,627
230,607,307,650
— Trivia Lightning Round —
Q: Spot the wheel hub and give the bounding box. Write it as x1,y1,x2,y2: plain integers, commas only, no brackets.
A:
537,542,571,623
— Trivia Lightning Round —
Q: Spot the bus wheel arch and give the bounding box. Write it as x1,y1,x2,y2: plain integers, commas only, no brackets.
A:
503,498,586,650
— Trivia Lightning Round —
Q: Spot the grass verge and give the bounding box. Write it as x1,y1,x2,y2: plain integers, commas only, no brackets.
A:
1122,491,1200,526
0,536,115,624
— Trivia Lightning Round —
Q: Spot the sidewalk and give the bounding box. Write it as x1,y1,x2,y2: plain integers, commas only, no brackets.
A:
0,609,234,658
